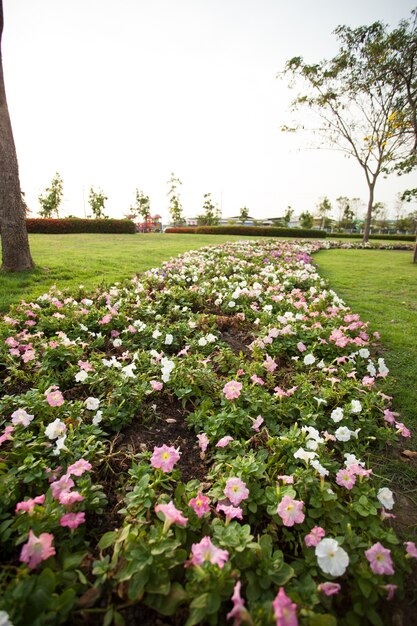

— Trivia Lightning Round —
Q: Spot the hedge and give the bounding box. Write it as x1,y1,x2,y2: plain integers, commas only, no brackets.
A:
165,225,327,238
25,218,136,234
330,232,416,242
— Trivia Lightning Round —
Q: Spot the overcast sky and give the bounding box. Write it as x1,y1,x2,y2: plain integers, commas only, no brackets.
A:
3,0,417,222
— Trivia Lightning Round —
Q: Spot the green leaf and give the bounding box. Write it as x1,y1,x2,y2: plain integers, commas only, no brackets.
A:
98,531,118,550
145,583,187,616
308,615,338,626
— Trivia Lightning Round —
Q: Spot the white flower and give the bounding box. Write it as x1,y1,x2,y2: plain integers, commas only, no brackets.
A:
92,410,103,425
317,360,325,369
311,459,330,477
75,370,88,383
121,363,136,379
85,397,100,411
113,338,122,347
344,453,364,468
188,321,197,329
0,610,14,626
378,358,389,376
367,362,377,377
351,400,362,413
45,419,67,440
206,333,217,343
228,301,236,308
11,408,34,427
335,426,352,442
314,397,327,406
358,348,370,358
315,538,349,576
152,329,162,339
377,487,395,510
165,334,173,345
198,337,207,347
331,407,344,423
303,354,316,365
294,447,317,464
53,435,68,455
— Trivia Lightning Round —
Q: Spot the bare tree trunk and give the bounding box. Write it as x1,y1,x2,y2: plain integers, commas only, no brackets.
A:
0,1,33,272
363,182,375,243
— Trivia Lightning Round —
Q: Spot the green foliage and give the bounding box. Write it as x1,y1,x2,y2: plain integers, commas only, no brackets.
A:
88,187,108,219
299,211,314,229
165,225,325,238
239,206,250,224
130,189,151,226
196,193,221,226
38,173,63,218
167,173,185,227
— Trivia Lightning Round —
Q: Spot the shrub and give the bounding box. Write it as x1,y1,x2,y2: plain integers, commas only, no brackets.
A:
165,225,326,238
25,218,136,234
330,232,415,242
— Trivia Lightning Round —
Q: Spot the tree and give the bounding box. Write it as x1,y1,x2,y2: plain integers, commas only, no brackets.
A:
316,196,332,229
197,193,221,226
88,187,108,219
283,206,294,226
130,189,151,230
239,206,249,224
0,2,33,271
282,21,413,243
299,211,314,229
38,173,63,218
167,173,185,227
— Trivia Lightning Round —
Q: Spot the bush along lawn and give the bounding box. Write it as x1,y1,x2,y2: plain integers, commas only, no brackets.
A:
0,240,415,626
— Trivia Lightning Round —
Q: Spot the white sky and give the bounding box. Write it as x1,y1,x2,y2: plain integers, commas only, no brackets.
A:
3,0,417,222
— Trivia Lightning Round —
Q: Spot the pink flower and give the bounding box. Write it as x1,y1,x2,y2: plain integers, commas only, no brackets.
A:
251,415,264,432
216,503,243,522
0,425,14,446
277,496,305,527
20,530,56,569
335,468,356,490
304,526,325,548
150,380,163,391
11,408,34,427
188,492,211,518
50,475,75,500
60,512,86,529
383,409,399,425
365,543,395,575
197,433,209,452
189,536,229,568
250,374,265,385
15,495,46,515
45,389,65,407
155,501,188,532
274,386,288,398
318,582,341,596
59,490,84,506
297,342,306,352
272,587,298,626
236,369,245,376
226,581,251,625
67,459,92,477
263,355,277,372
224,477,249,506
405,541,417,558
78,360,94,371
150,444,181,472
223,380,243,400
395,422,411,438
216,436,234,448
384,584,397,601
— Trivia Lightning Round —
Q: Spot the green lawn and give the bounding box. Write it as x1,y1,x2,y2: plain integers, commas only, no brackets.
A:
0,233,258,312
316,248,417,497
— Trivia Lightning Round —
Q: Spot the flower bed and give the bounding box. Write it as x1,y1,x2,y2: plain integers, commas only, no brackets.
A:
0,240,414,626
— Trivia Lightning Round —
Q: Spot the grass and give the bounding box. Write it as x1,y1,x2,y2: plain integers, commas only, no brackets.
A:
315,248,417,499
0,233,259,312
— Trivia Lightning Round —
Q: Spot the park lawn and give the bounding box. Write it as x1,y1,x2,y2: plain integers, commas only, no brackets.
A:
316,248,417,506
0,233,259,312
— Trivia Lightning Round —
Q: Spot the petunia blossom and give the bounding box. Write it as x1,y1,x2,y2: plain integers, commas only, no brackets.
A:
217,502,243,522
405,541,417,559
189,536,229,568
304,526,325,548
60,512,86,529
365,543,394,575
335,468,356,490
223,380,243,400
150,444,181,472
11,408,34,427
45,419,67,440
216,436,234,448
318,582,341,596
45,389,65,407
226,581,251,626
15,495,46,515
67,459,92,477
377,487,394,510
20,530,56,569
155,501,188,532
224,477,249,506
189,492,211,518
197,432,209,452
315,538,349,577
251,415,264,431
277,496,305,527
272,587,298,626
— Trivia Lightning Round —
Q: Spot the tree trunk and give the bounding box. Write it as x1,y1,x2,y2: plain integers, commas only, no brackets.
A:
0,1,33,271
362,182,375,243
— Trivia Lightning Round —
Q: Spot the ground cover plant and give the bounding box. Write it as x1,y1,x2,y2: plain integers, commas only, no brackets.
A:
0,239,415,626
